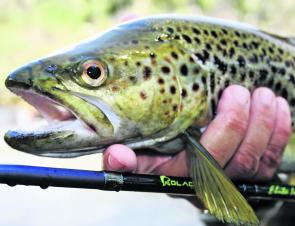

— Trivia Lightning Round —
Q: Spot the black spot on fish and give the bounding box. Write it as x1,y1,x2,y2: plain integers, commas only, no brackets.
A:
129,76,136,83
201,76,207,85
192,27,201,35
237,55,246,67
132,40,138,44
267,78,274,87
213,56,227,74
192,83,199,91
285,60,291,67
180,64,188,76
143,66,152,80
194,50,210,64
249,54,258,63
278,68,286,76
221,29,228,35
289,74,295,85
136,62,141,66
193,67,200,74
211,30,218,38
271,66,277,74
210,72,215,93
194,37,201,44
249,70,255,79
220,39,227,46
281,88,288,100
167,27,174,33
158,78,164,84
150,53,156,59
181,89,187,98
211,99,217,115
278,48,284,54
203,30,209,35
224,79,230,88
234,31,241,37
140,91,147,100
205,43,212,51
170,86,176,94
268,47,274,54
229,47,235,58
275,82,282,91
216,44,222,52
251,41,260,49
161,66,170,74
230,65,237,75
242,43,249,50
171,51,178,59
259,69,268,82
174,35,180,40
172,105,178,112
217,89,223,100
233,40,239,47
182,34,192,43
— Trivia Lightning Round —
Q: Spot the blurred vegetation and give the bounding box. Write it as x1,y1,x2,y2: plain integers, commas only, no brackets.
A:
0,0,295,105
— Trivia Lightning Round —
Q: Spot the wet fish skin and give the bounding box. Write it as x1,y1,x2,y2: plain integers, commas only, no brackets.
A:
4,16,295,226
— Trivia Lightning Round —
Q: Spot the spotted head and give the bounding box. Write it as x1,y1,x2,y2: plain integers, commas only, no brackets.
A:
4,17,202,157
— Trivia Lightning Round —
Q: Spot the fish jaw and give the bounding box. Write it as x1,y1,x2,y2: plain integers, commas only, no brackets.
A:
3,62,123,157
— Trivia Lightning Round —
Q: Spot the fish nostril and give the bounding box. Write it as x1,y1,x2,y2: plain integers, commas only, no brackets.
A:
45,64,58,74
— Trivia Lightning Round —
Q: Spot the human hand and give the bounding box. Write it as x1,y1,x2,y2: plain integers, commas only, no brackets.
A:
102,85,292,181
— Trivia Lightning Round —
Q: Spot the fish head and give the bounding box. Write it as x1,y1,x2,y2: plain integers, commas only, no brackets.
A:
4,18,181,157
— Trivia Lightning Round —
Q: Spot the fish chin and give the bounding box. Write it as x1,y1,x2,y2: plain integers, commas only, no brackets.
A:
4,89,118,157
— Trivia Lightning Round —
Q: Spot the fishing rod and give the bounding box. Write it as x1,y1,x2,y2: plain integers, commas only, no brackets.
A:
0,164,294,201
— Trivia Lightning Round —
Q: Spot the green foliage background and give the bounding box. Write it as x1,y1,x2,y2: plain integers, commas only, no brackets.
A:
0,0,294,104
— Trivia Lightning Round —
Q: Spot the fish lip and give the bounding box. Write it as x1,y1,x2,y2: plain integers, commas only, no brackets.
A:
8,87,98,133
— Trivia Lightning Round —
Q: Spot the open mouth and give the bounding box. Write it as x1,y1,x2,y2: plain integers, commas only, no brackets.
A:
12,89,97,133
4,88,107,157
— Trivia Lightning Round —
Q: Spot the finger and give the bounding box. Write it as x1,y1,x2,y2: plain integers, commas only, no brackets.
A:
225,88,277,179
103,144,137,171
143,151,188,177
201,85,251,167
254,97,292,181
103,144,174,174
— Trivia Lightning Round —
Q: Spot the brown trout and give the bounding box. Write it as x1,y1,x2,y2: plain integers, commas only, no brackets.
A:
4,16,295,225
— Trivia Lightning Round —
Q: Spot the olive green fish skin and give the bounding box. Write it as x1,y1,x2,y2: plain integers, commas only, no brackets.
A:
4,15,295,157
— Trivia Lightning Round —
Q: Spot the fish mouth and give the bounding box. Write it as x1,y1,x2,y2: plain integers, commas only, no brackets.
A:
4,88,111,157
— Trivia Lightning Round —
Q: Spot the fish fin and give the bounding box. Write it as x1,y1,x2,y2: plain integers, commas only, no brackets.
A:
262,31,295,47
280,133,295,173
184,131,259,226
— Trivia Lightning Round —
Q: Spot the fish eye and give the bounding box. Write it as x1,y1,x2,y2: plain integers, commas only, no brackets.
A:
81,60,106,87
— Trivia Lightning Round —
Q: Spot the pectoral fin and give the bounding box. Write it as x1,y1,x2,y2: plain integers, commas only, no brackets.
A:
184,131,259,226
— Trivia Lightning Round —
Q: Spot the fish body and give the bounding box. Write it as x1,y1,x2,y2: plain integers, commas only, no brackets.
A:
4,15,295,225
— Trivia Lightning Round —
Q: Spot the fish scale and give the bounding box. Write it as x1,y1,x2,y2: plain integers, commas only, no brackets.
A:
3,16,295,226
149,19,295,123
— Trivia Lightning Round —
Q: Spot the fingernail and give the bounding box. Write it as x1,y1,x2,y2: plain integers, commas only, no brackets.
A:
258,88,274,104
231,86,249,105
108,155,125,170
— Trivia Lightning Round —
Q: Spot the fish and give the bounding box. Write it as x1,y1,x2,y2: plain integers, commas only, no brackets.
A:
4,15,295,225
